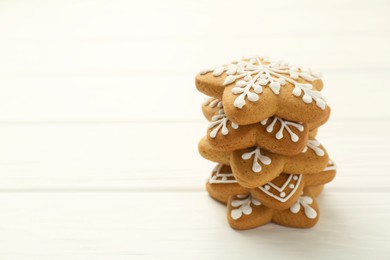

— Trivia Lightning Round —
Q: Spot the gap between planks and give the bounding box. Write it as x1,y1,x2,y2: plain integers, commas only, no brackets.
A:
0,117,388,124
0,187,387,193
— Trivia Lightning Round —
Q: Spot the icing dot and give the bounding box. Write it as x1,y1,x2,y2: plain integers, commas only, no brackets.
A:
293,176,298,181
264,185,270,190
259,79,267,85
222,176,227,181
280,192,286,198
289,184,295,189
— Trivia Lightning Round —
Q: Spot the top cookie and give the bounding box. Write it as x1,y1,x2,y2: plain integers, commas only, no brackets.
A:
196,56,330,125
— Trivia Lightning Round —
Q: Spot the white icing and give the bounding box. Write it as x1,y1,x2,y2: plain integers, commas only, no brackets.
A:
258,174,302,203
292,83,326,108
303,139,325,156
200,56,325,110
203,97,222,108
260,117,304,142
208,164,238,184
323,159,337,171
290,195,317,219
241,147,271,173
208,109,239,138
230,194,261,220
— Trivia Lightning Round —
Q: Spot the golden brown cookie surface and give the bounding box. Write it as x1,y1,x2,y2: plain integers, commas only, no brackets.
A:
226,191,320,230
206,162,336,209
206,164,248,204
199,137,330,188
250,173,305,210
205,161,337,230
227,194,273,230
196,56,330,126
202,98,309,156
272,191,320,228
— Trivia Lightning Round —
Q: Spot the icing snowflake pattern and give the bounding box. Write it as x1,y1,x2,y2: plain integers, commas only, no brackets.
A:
323,159,337,171
303,139,325,156
208,164,237,184
290,195,317,219
241,147,271,173
230,194,261,220
200,56,325,110
260,117,304,142
208,109,238,138
203,97,222,108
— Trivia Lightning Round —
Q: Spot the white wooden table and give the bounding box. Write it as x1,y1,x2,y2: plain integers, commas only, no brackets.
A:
0,0,389,259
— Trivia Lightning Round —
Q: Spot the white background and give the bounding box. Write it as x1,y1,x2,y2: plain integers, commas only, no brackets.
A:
0,0,389,259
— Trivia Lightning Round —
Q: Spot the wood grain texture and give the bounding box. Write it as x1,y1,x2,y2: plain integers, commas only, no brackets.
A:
0,0,389,121
0,0,389,258
0,191,388,259
0,119,388,190
0,71,389,121
1,0,388,40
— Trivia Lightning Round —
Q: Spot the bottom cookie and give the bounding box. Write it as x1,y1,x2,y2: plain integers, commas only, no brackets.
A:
227,187,320,230
205,162,336,230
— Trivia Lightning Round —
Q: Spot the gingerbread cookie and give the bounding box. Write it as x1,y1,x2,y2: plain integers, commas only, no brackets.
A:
199,137,329,188
207,161,336,211
271,188,320,228
227,194,273,230
251,160,336,210
227,188,320,229
202,97,319,156
206,164,248,204
306,184,324,198
202,97,324,129
196,56,331,126
304,160,337,186
250,173,304,210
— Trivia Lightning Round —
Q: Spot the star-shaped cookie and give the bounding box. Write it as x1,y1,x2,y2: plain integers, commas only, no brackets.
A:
196,56,331,126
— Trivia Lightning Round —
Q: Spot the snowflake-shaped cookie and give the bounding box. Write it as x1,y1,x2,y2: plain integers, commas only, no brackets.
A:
196,56,330,126
198,137,329,188
206,162,336,229
227,190,320,229
207,161,336,211
202,98,311,156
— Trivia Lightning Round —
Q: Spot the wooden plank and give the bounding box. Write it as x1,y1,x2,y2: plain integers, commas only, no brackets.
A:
0,71,388,121
0,191,388,259
0,1,389,75
0,36,389,75
0,120,388,190
0,0,388,40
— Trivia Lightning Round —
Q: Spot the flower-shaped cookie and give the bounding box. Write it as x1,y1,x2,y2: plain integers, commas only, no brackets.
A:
227,190,319,229
207,161,336,211
206,162,337,229
202,97,321,155
199,137,329,188
196,56,331,126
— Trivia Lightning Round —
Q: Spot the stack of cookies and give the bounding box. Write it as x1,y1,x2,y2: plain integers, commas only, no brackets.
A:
195,56,336,229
